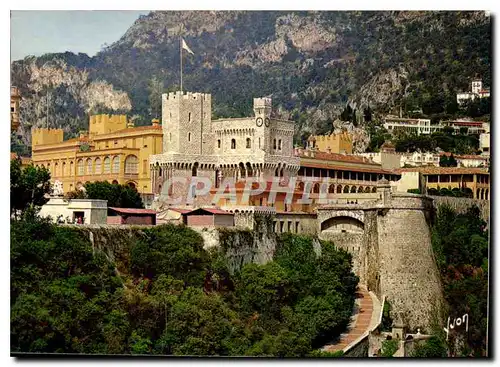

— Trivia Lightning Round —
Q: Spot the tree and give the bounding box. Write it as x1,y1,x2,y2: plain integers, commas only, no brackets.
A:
10,158,51,219
448,154,458,167
70,181,144,208
411,336,448,357
439,154,457,167
431,204,488,356
148,76,164,119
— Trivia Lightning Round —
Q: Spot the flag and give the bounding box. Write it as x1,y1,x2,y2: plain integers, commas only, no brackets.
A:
181,38,194,55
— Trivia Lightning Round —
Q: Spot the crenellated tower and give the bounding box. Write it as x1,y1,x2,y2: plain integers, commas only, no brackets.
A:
162,91,213,155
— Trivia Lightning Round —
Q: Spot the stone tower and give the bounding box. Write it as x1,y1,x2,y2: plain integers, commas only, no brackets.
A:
253,97,272,154
162,91,213,155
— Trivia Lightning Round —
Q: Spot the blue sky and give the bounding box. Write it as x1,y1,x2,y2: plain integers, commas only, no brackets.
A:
10,10,150,61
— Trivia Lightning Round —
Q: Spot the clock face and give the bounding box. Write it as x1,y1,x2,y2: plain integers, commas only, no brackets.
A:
256,117,263,127
264,118,270,127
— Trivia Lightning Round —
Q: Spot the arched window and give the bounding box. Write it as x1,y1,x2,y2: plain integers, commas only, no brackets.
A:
217,139,221,148
192,162,198,177
62,162,66,177
112,156,120,174
94,158,102,174
188,132,191,142
86,158,92,175
54,162,58,177
103,157,111,173
278,139,282,150
125,155,139,174
77,159,84,175
246,138,251,149
231,139,236,149
70,161,74,175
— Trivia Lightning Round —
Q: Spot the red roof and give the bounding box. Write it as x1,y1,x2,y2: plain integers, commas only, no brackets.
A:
109,207,157,215
300,151,373,164
447,121,484,127
441,152,488,160
184,207,233,216
394,167,489,175
168,208,192,214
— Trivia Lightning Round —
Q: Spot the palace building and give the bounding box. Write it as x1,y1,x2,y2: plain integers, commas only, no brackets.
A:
150,91,401,212
394,166,490,200
306,130,353,154
31,114,163,205
150,92,301,207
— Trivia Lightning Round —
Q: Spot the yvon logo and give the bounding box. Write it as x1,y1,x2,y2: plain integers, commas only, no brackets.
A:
443,314,469,341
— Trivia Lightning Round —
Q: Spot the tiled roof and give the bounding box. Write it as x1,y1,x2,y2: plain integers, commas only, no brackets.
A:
168,208,192,214
394,167,489,175
109,207,157,215
299,151,374,164
440,152,488,160
184,207,233,215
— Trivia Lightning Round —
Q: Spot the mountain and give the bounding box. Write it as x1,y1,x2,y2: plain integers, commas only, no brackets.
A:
11,11,491,153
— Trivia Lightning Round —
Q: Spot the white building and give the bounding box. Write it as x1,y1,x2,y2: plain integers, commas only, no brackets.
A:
400,152,440,167
456,79,490,105
480,132,490,156
39,197,108,224
383,117,438,135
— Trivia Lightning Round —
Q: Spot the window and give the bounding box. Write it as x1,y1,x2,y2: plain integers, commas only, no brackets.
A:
217,139,221,148
188,132,191,142
112,156,120,173
231,139,236,149
188,112,191,122
103,157,111,173
114,140,118,145
62,162,66,177
169,133,172,142
94,158,102,174
125,155,139,174
77,159,84,175
259,137,261,148
143,160,148,175
278,139,282,150
246,138,251,149
11,107,14,112
86,158,92,174
70,161,74,175
273,139,277,150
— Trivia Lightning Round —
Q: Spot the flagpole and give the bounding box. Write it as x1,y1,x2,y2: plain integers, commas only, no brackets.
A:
180,35,183,93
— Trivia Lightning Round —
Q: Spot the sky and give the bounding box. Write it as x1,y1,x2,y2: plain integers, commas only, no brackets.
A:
10,10,150,61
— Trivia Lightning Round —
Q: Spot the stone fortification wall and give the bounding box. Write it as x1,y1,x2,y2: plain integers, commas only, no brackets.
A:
374,203,443,332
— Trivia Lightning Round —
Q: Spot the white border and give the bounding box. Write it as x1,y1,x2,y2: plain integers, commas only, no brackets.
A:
2,2,498,367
